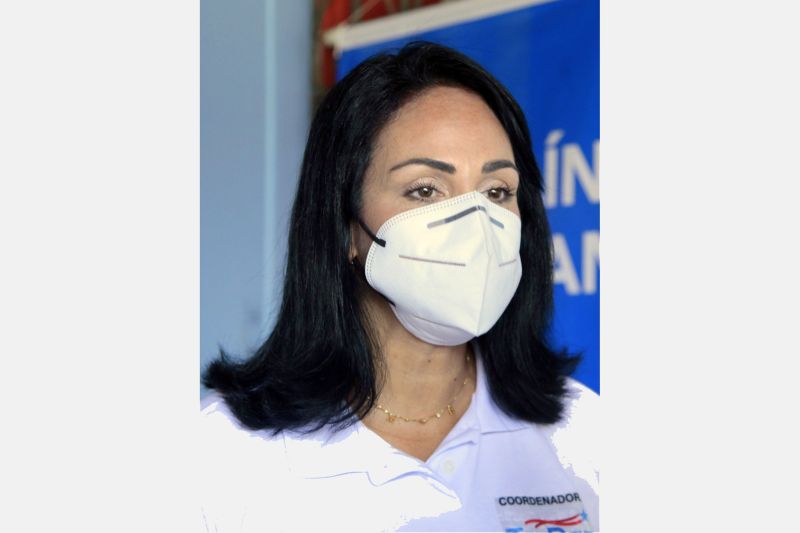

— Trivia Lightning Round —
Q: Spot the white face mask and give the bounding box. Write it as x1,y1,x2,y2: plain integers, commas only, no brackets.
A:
358,190,522,346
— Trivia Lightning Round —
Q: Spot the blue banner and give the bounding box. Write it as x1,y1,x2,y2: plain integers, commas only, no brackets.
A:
336,0,600,393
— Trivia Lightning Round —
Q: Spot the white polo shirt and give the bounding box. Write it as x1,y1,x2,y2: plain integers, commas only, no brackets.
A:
200,342,599,532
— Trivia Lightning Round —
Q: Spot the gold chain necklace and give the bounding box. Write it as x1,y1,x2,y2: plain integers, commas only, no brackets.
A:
374,352,472,424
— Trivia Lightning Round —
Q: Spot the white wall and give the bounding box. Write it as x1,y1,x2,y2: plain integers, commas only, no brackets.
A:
200,0,311,397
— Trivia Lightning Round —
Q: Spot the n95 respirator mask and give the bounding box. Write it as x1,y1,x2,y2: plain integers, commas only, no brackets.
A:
358,190,522,346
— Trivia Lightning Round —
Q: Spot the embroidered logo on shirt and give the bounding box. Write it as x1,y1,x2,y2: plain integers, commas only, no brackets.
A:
496,493,592,532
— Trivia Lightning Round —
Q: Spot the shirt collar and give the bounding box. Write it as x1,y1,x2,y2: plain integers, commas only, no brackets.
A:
282,340,529,484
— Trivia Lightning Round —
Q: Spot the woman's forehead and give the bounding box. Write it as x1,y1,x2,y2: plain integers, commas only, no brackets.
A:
374,87,513,163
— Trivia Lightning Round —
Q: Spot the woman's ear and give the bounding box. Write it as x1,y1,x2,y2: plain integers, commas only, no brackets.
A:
348,219,360,263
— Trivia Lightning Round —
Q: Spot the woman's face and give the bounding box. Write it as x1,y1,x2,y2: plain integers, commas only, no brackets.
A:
351,85,520,263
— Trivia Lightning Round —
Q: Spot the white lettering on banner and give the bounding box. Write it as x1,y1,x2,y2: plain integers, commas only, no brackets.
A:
544,129,564,208
560,141,599,206
581,231,599,294
552,231,599,296
542,130,599,208
552,234,580,295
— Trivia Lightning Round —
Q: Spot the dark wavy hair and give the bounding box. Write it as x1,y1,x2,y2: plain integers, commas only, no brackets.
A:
202,41,580,434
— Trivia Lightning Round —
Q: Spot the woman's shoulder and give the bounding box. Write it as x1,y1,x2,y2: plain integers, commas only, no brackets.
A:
540,378,599,457
560,378,600,432
538,377,600,496
199,394,300,491
200,392,251,437
199,392,289,465
200,391,243,429
199,393,300,531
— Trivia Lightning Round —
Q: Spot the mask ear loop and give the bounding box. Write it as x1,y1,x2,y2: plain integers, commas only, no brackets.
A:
356,217,386,247
350,217,395,306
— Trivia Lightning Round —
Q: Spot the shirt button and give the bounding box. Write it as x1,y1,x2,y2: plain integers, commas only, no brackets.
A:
442,460,456,474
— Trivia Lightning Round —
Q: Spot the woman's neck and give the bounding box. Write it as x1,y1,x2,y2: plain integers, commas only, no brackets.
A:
363,290,476,420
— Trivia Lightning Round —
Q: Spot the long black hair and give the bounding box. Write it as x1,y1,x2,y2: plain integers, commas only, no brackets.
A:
202,41,580,434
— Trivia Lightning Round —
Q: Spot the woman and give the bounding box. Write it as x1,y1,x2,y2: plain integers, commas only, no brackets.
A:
201,42,598,532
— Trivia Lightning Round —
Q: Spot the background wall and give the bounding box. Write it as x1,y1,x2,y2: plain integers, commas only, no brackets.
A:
200,0,311,397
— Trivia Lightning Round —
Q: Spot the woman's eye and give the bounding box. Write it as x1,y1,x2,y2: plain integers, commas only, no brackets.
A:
485,187,514,202
416,186,435,198
405,185,439,201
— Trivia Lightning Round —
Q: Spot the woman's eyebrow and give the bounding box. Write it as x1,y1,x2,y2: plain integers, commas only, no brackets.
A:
388,157,518,174
482,159,518,173
389,157,455,174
